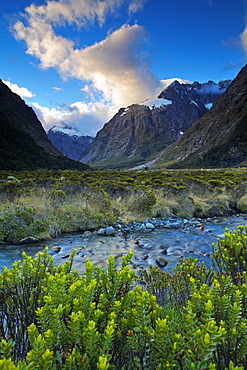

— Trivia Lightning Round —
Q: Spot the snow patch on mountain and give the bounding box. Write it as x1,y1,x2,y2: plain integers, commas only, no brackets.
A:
49,126,82,137
119,107,130,117
140,97,172,108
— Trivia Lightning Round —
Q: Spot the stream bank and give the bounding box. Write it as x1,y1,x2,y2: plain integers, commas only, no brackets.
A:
1,214,247,275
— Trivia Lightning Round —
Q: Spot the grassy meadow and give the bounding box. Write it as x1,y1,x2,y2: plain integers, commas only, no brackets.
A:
1,168,247,244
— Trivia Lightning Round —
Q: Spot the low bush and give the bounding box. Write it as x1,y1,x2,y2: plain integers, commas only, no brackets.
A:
0,205,49,244
1,225,247,368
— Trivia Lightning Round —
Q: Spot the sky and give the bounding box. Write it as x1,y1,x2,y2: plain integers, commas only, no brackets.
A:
1,0,247,137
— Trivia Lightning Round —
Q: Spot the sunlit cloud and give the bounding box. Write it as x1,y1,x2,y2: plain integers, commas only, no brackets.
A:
11,0,167,136
241,24,247,57
3,80,35,98
13,0,161,110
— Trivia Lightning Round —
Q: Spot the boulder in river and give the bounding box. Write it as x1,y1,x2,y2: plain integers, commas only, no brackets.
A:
83,231,93,237
105,226,115,236
156,257,168,268
50,245,61,253
97,228,106,235
145,222,155,230
19,236,39,244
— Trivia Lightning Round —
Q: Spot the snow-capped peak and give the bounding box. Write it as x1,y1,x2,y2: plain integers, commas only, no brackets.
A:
159,78,193,90
48,125,81,137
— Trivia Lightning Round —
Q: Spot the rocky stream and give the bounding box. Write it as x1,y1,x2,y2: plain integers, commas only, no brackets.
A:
1,214,247,275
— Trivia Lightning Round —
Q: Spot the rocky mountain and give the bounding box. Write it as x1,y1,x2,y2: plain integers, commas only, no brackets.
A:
155,64,247,169
47,127,93,161
0,79,90,171
80,79,231,169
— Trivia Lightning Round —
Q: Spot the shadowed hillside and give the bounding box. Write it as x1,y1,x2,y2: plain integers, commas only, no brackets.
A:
0,80,90,171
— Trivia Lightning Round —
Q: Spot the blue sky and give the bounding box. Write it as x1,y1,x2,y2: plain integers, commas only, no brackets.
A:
1,0,247,136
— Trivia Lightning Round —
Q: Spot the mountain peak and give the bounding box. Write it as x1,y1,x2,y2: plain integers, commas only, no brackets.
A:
157,64,247,168
79,77,230,169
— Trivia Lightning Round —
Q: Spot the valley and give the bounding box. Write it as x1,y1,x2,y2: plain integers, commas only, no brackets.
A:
1,68,247,370
1,2,247,367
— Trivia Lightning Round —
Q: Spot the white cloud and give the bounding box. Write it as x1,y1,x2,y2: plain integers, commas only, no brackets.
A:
241,25,247,56
13,0,161,109
11,0,169,136
128,0,147,14
53,86,64,91
159,78,192,90
32,100,116,136
67,24,162,106
3,80,35,98
24,0,127,27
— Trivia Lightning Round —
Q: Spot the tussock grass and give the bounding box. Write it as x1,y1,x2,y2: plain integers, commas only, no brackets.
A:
0,168,247,243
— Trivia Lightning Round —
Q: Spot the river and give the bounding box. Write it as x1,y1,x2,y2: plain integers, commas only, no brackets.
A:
1,215,247,275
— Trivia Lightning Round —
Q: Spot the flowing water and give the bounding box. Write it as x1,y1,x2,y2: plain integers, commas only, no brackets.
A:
1,215,247,275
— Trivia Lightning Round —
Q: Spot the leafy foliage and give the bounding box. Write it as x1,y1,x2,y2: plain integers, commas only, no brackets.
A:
212,225,247,284
0,205,49,243
1,224,247,368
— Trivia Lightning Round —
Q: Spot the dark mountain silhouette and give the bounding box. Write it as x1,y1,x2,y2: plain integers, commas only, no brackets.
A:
0,79,90,171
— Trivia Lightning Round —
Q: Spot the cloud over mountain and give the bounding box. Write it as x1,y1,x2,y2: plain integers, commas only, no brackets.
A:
241,24,247,56
31,100,116,136
3,80,35,98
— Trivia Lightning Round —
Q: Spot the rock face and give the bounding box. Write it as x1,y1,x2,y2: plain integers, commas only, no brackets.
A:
47,127,93,160
157,64,247,168
0,79,90,171
80,79,230,169
0,79,59,156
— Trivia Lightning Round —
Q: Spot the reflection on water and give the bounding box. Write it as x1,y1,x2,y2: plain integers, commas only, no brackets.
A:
1,215,247,275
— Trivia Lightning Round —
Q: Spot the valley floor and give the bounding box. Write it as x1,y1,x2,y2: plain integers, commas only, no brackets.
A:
0,168,247,244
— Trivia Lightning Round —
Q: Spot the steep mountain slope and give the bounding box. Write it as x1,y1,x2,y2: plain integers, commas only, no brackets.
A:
0,79,90,171
47,127,93,160
80,79,230,169
156,64,247,169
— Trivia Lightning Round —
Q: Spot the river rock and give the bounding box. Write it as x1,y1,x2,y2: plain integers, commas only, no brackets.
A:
156,257,168,268
50,245,61,253
19,236,39,244
141,254,149,260
206,201,225,216
97,228,106,235
159,242,166,249
61,254,70,259
105,226,115,236
83,231,93,237
145,222,155,230
166,246,183,256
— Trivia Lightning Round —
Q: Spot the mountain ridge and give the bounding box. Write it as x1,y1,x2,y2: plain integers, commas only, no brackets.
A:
156,64,247,168
0,79,90,171
79,79,231,169
47,127,93,161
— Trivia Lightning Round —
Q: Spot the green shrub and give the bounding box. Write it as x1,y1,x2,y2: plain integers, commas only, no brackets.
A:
2,224,247,368
0,205,49,244
130,189,156,214
212,225,247,284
